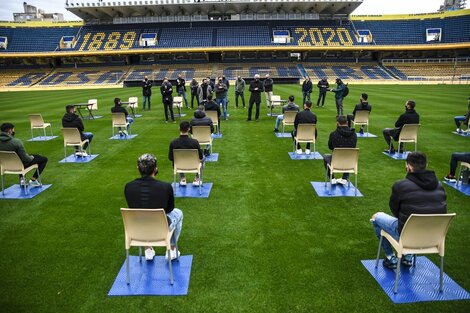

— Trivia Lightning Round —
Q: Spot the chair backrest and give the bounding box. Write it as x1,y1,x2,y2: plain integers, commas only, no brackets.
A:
174,149,200,171
399,124,420,141
120,208,169,248
28,114,45,127
205,110,218,126
112,113,127,125
354,110,370,124
296,124,316,141
283,111,297,124
128,97,138,108
400,214,456,254
192,126,212,143
88,99,98,110
173,96,183,107
331,148,359,173
271,95,281,104
61,128,82,145
0,151,24,173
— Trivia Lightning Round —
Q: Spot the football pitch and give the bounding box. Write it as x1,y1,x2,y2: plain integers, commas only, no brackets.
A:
0,84,469,312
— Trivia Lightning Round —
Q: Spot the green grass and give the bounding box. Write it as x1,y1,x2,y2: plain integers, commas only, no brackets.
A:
0,84,469,312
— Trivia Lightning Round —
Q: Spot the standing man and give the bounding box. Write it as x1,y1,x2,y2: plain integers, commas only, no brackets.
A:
221,74,230,108
383,100,420,154
124,153,183,261
235,76,246,109
176,74,189,109
62,105,94,156
215,77,228,120
371,152,446,269
323,115,357,185
292,101,317,154
197,78,212,105
111,98,134,136
302,76,313,105
330,78,347,116
263,74,274,108
347,93,372,134
161,77,175,123
316,78,329,108
142,76,152,111
273,95,300,133
0,123,47,187
189,78,199,109
247,74,264,121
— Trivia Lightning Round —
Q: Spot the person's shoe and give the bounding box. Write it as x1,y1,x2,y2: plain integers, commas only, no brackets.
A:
402,254,413,267
273,128,279,133
145,248,155,261
305,149,311,155
29,179,42,187
337,178,348,185
165,249,181,261
331,178,338,185
359,128,364,135
78,151,88,157
383,255,398,270
456,128,463,133
384,149,395,154
75,151,82,156
193,177,201,186
204,148,211,156
444,174,456,183
20,177,27,187
296,149,302,154
122,130,128,136
179,178,187,186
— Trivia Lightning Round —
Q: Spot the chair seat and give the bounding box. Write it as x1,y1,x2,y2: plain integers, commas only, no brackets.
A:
3,164,38,175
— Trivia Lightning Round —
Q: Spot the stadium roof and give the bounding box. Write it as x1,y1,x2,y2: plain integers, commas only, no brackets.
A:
65,0,363,22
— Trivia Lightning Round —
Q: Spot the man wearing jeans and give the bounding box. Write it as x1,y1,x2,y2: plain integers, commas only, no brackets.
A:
124,153,183,261
273,95,299,133
444,152,470,182
62,105,94,156
142,76,152,110
370,152,446,270
215,77,228,120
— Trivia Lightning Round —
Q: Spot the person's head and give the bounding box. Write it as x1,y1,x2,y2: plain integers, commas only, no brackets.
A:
304,101,312,109
405,100,416,110
144,76,148,81
405,152,427,173
114,98,121,106
66,105,75,113
163,77,168,83
254,74,260,80
265,74,270,78
137,153,157,177
202,78,207,84
0,122,15,136
178,73,183,79
218,77,223,84
222,74,226,79
305,76,310,81
179,120,190,134
237,76,241,81
361,93,368,103
336,78,342,84
336,115,347,126
197,105,205,112
323,77,327,81
207,94,213,101
288,95,295,102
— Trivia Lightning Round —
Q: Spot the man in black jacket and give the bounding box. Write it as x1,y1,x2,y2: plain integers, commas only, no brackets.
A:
347,93,372,133
160,77,175,123
124,153,183,261
142,76,152,110
176,74,189,109
302,76,313,105
263,74,273,107
323,115,357,184
190,105,214,156
111,98,133,136
169,121,204,186
316,78,329,107
292,101,317,154
371,152,447,269
189,78,199,109
62,105,93,156
247,74,264,121
383,100,420,153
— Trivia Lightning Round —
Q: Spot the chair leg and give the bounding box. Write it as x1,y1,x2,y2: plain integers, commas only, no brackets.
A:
168,248,174,285
394,257,401,294
329,172,333,195
126,249,130,284
355,173,358,196
1,174,4,196
456,164,463,187
413,254,417,267
138,246,142,263
375,236,383,268
43,127,46,138
31,128,34,140
439,256,444,292
64,145,67,161
173,172,176,195
199,169,202,195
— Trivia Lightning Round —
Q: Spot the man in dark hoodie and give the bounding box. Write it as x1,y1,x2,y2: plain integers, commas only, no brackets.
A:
111,98,133,136
190,105,214,156
316,78,329,108
0,123,48,187
347,93,372,133
302,76,313,105
62,105,94,156
292,101,317,154
323,115,357,184
371,152,447,270
383,100,420,154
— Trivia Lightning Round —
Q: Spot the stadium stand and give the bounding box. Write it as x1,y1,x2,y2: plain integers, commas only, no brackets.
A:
302,62,394,81
383,60,470,81
1,69,52,87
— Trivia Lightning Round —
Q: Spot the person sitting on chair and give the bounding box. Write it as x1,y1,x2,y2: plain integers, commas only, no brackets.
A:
111,98,133,136
444,152,470,182
124,153,183,261
62,105,94,156
370,152,446,270
273,95,300,133
190,105,214,156
169,121,204,187
454,97,470,133
204,94,221,133
347,93,372,134
382,100,419,154
292,101,317,155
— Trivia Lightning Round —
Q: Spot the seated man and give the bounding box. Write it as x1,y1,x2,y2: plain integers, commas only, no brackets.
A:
0,123,48,187
444,152,470,182
190,105,214,156
273,95,300,133
454,97,470,133
124,153,183,261
169,121,204,186
292,101,317,155
347,93,372,134
111,97,133,136
383,100,419,154
371,152,446,269
204,94,221,133
323,116,357,185
62,105,94,156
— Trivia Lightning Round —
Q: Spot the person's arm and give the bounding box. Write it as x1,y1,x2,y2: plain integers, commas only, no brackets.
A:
389,182,401,217
168,143,174,162
167,184,175,212
77,118,85,132
196,142,203,160
16,140,33,163
328,133,334,151
294,113,300,129
249,82,255,92
209,120,214,133
395,113,405,128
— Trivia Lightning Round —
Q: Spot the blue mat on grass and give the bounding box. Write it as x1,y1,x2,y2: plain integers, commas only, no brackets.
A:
288,151,322,160
83,115,103,120
361,256,470,303
172,183,212,198
357,132,377,138
211,133,222,139
108,255,193,296
383,151,410,160
109,134,138,140
59,154,99,163
311,181,363,197
0,184,52,199
442,181,470,196
452,131,470,137
27,136,58,142
205,153,218,162
275,132,291,138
